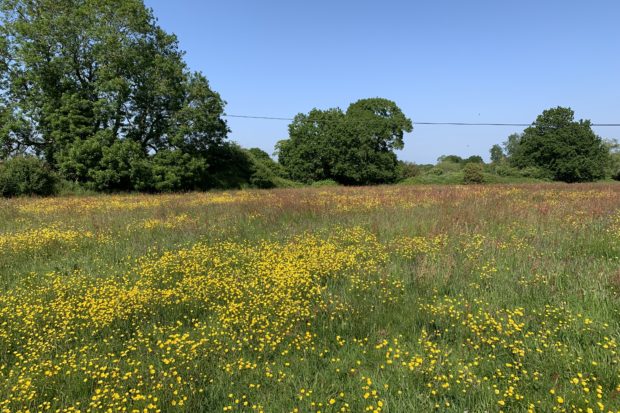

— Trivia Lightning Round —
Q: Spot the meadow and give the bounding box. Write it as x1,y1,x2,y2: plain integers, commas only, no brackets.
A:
0,184,619,413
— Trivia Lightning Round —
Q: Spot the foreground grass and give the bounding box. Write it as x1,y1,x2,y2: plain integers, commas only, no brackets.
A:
0,184,619,412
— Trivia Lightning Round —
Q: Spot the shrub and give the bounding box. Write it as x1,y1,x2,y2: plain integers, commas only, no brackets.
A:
397,161,420,180
311,179,339,187
150,150,210,192
494,163,520,177
518,166,550,180
88,139,148,192
462,163,485,184
0,156,58,197
247,148,289,179
204,143,253,190
249,164,277,189
435,160,461,174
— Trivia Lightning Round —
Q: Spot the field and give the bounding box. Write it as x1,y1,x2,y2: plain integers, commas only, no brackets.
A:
1,184,619,413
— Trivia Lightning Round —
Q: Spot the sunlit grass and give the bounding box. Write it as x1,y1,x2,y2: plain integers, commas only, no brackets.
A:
0,184,619,412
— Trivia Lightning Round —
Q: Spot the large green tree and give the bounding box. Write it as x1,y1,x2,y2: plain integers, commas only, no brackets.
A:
0,0,229,191
278,98,412,185
510,107,608,182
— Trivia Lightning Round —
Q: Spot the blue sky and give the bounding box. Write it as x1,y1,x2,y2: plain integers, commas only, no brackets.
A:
144,0,620,164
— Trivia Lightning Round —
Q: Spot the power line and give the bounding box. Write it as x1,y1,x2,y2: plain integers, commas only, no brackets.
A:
223,114,620,127
225,114,294,121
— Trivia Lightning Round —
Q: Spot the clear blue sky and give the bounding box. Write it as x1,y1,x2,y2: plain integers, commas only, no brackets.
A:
144,0,619,164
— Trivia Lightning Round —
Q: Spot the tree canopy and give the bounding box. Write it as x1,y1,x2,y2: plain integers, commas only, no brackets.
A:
0,0,230,192
509,107,608,182
277,98,412,185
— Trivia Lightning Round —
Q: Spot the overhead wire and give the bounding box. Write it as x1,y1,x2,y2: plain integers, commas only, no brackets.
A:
223,114,620,127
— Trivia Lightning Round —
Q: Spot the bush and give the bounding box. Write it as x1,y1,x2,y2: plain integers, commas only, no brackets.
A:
88,139,148,192
518,166,550,180
150,150,210,192
247,148,289,179
0,156,58,197
435,160,461,174
396,161,421,180
462,163,485,184
494,163,520,177
311,179,339,187
249,164,277,189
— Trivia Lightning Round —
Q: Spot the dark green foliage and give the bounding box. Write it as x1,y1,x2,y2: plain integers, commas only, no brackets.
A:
277,108,344,184
0,0,234,194
92,140,151,192
244,148,298,189
278,98,412,185
247,148,275,164
56,132,115,185
0,156,58,196
463,155,484,164
510,107,608,182
462,163,485,184
200,144,298,190
201,143,252,190
437,155,484,166
247,148,289,180
149,150,210,192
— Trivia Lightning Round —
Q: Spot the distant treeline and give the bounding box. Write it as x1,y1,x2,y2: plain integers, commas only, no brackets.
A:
0,0,618,197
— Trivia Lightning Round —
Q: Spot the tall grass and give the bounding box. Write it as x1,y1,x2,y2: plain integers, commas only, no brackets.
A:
0,184,619,412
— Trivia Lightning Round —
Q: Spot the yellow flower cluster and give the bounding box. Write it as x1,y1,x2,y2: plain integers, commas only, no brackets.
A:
130,214,196,230
0,227,403,412
0,183,619,412
0,226,96,256
390,234,447,259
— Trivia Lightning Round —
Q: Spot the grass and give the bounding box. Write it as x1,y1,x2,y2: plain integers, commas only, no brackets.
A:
0,184,619,412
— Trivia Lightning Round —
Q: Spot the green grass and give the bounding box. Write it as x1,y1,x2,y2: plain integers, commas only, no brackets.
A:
0,184,619,412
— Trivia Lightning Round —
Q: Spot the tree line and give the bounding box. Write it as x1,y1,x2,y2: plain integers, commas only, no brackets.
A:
0,0,241,195
0,0,617,197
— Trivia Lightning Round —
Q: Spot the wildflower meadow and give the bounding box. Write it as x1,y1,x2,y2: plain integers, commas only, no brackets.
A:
0,184,619,412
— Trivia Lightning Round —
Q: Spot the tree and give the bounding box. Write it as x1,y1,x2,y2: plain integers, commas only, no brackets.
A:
278,98,413,185
503,133,522,160
437,155,463,164
510,107,607,182
277,108,344,183
489,144,505,163
0,0,230,192
463,155,484,164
